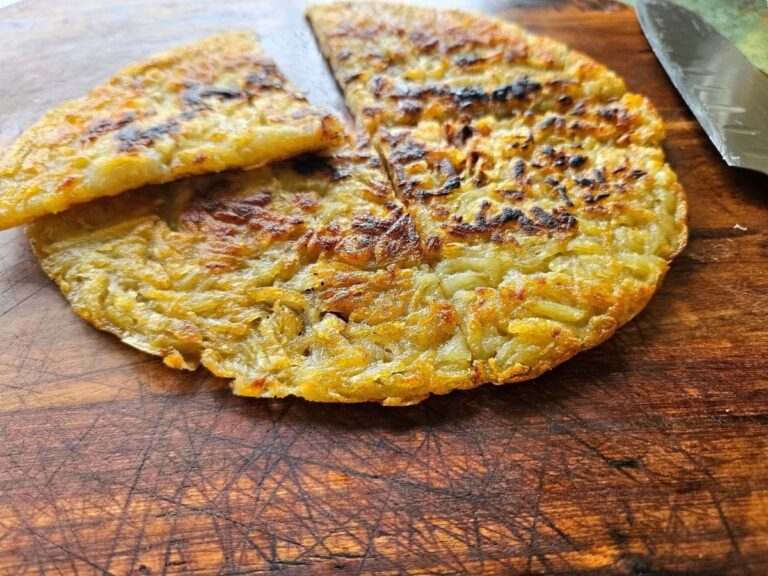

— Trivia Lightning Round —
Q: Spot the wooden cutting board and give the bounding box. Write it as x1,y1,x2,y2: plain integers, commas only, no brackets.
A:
1,0,767,574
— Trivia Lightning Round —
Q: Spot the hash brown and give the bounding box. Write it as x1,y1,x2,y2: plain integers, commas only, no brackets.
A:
28,4,687,404
0,32,343,230
28,138,473,405
309,2,687,384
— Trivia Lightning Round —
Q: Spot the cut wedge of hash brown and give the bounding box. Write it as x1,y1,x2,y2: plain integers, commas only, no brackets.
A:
0,32,343,230
306,2,627,131
29,137,473,405
308,3,687,384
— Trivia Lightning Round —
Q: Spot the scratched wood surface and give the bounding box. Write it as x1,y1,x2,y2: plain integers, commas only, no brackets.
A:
1,0,767,574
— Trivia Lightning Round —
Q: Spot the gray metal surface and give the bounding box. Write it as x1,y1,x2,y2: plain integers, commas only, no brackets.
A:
636,0,768,176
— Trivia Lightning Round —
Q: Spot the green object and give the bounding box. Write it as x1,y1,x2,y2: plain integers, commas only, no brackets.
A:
620,0,768,74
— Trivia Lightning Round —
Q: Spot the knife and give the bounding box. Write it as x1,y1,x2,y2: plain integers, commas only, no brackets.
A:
635,0,768,176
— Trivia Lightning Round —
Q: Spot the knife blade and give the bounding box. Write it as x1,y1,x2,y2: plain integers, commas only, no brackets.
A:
635,0,768,176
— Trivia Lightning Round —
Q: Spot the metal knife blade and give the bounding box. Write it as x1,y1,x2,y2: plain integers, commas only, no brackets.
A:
636,0,768,176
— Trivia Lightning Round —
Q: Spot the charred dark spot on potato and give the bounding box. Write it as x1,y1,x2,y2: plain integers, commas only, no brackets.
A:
292,154,350,181
247,190,273,206
583,192,611,204
568,154,587,168
82,112,137,144
397,100,423,119
446,201,577,237
436,159,457,179
245,70,285,90
371,75,388,98
531,206,577,231
415,175,461,200
593,168,607,184
408,30,439,52
512,158,526,178
537,116,558,131
304,206,423,266
116,120,180,152
570,101,587,116
497,188,524,201
374,212,422,264
293,192,320,212
491,76,542,102
199,87,245,99
389,137,427,164
443,121,475,148
367,180,393,198
424,235,443,252
596,106,619,120
362,105,384,118
182,86,247,110
557,185,573,206
206,199,303,236
449,87,488,109
386,75,542,115
453,54,487,67
448,206,524,237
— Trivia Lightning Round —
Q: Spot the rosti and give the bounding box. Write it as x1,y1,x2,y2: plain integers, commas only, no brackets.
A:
28,4,687,404
309,2,687,383
0,32,343,230
28,137,473,405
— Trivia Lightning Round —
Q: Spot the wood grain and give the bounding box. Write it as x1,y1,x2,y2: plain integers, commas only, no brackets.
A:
1,0,767,574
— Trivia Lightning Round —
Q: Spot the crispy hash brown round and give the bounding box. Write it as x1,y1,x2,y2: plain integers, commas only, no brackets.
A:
29,4,687,404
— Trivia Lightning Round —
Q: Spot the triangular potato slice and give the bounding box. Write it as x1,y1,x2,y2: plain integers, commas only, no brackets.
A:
307,2,627,131
0,32,344,230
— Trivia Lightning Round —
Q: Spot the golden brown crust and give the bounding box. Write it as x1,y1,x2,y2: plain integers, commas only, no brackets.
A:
29,5,687,404
306,2,629,130
29,137,473,405
0,32,344,230
308,2,688,394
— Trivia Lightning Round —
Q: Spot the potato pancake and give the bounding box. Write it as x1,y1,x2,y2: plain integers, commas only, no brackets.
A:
29,4,688,404
28,138,473,405
308,2,687,384
306,2,628,131
0,32,343,230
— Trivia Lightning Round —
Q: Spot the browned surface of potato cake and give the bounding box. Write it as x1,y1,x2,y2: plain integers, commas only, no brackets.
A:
0,32,344,231
28,4,687,404
29,137,474,405
308,2,687,385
